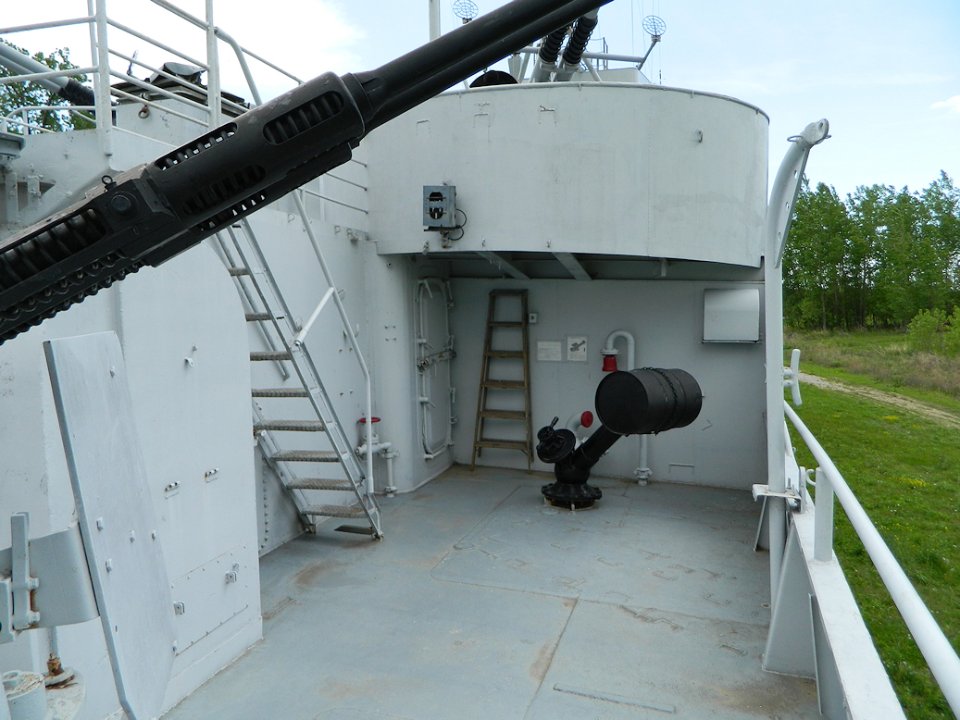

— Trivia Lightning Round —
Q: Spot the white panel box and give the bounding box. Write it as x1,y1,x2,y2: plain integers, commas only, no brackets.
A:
703,288,760,343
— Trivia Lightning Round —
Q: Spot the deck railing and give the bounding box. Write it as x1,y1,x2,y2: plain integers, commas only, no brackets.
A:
0,0,366,196
783,400,960,715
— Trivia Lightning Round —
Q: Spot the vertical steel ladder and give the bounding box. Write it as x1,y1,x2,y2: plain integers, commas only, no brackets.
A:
471,289,533,470
215,214,382,540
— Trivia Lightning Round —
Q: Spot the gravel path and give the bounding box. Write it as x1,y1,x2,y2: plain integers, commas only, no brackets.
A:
799,372,960,431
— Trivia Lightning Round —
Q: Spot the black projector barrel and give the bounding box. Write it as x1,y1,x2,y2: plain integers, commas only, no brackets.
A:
595,368,702,435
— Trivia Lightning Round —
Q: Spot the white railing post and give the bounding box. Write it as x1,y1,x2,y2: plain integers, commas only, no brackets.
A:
205,0,221,128
813,466,834,561
91,0,113,158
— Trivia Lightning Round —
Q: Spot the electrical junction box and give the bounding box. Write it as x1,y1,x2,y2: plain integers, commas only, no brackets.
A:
702,288,760,343
423,185,457,230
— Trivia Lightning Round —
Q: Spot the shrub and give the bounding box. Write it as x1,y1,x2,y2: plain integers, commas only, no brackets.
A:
944,307,960,357
907,309,947,353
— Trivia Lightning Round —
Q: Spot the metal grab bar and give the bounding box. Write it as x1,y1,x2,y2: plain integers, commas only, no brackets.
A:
783,401,960,715
293,288,335,348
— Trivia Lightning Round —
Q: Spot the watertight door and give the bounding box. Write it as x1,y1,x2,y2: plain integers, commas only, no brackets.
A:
415,279,454,459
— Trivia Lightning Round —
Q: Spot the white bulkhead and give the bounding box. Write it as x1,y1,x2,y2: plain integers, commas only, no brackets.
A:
366,83,769,266
363,81,771,490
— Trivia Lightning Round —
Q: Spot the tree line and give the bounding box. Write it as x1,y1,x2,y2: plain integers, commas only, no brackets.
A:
783,172,960,331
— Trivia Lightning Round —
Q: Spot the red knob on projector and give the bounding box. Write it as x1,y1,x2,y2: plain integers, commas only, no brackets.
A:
580,411,594,428
601,353,618,372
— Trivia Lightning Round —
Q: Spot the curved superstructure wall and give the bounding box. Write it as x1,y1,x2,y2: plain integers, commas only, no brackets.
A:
366,83,769,267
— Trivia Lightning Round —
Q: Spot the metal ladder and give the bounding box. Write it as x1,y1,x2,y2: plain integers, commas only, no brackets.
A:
471,289,533,470
214,211,382,539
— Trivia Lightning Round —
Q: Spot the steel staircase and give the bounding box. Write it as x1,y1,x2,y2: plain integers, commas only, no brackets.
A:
214,211,382,540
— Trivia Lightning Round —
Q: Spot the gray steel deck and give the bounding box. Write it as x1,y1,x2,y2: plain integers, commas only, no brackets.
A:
164,466,818,719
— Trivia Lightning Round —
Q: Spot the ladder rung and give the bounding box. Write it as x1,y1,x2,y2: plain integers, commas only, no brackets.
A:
476,439,530,452
251,351,292,362
490,289,526,296
252,388,309,398
272,450,339,463
335,524,376,535
480,409,527,420
304,504,366,518
486,350,524,358
227,267,250,276
288,478,353,491
255,420,325,432
489,321,523,327
483,379,526,389
245,312,272,322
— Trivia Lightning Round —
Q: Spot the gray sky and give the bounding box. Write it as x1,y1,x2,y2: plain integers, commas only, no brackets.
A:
3,0,958,197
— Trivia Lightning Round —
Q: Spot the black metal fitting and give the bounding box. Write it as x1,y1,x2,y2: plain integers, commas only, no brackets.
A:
539,368,702,510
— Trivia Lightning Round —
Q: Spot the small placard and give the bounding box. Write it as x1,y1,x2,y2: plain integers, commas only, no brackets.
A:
566,336,588,362
537,341,562,362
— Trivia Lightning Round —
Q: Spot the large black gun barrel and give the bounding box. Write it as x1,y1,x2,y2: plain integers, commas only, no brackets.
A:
0,0,612,345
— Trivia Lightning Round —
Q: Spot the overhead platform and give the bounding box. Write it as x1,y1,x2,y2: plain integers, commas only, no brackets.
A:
366,83,769,268
408,251,766,281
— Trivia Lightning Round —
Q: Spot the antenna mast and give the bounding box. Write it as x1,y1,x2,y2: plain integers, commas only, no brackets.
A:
637,15,666,71
452,0,480,25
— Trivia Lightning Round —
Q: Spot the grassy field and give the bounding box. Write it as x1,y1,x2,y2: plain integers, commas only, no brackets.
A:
786,327,960,400
784,330,960,719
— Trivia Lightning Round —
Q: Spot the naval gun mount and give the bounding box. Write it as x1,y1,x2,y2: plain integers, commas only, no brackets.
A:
537,368,703,508
0,0,614,346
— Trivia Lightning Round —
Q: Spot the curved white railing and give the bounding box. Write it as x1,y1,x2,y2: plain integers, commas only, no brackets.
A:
783,401,960,715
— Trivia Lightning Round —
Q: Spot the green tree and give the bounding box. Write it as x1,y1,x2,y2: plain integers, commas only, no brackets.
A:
783,182,852,329
845,184,887,326
0,44,93,134
919,172,960,310
786,172,959,331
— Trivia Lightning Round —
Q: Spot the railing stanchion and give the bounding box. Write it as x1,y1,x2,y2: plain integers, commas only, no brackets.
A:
92,0,113,158
813,466,834,561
